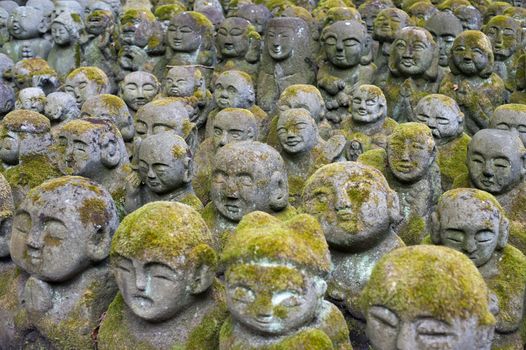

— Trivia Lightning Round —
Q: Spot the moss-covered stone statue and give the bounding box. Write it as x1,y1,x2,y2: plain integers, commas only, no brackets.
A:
204,141,295,247
454,5,482,31
10,58,59,95
511,53,526,104
430,188,526,349
119,71,160,117
438,30,506,135
359,245,496,350
412,94,470,190
47,12,84,79
257,17,316,114
220,211,353,350
43,92,80,128
236,3,272,36
301,161,404,347
64,67,111,108
407,1,437,27
98,201,226,349
317,20,376,127
14,87,46,114
7,176,119,349
491,104,526,146
340,84,397,161
357,0,392,37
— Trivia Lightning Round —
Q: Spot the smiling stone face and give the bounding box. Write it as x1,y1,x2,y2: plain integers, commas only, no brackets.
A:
351,84,386,124
390,26,435,77
484,15,521,61
491,104,526,146
216,17,252,59
450,30,493,77
64,67,109,107
277,108,317,155
120,72,159,112
414,94,463,141
373,8,409,42
322,20,367,69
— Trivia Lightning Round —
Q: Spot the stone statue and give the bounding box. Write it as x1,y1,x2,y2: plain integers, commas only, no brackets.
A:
8,176,119,349
64,67,111,107
512,53,526,104
439,30,507,135
47,12,84,79
323,7,362,26
301,161,404,347
359,245,496,350
430,188,526,349
206,70,269,141
504,7,526,46
125,131,202,213
357,0,392,36
0,8,9,47
52,1,84,21
0,53,13,81
98,201,225,349
43,92,81,128
215,17,261,81
10,58,59,95
119,71,160,116
483,1,511,23
220,211,352,349
257,17,316,114
204,141,294,247
194,108,259,205
0,81,14,118
1,6,51,62
14,87,45,114
236,3,272,35
491,104,526,146
453,5,482,31
384,26,439,123
407,1,437,27
412,94,470,190
26,0,54,33
317,20,375,127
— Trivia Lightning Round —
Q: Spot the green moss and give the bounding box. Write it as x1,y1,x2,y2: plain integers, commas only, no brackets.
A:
178,193,204,212
79,198,109,227
0,266,21,311
35,176,103,196
172,144,186,158
183,11,214,29
121,9,156,24
398,214,426,245
5,155,62,190
60,119,104,134
357,148,388,175
437,133,470,189
3,110,50,133
16,58,56,78
154,4,184,20
67,67,108,88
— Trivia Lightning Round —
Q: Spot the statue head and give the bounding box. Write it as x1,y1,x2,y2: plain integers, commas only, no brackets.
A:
449,30,494,78
0,173,13,258
111,201,217,322
351,84,387,124
163,66,205,98
431,188,509,267
483,1,511,23
15,87,45,114
321,20,370,68
413,94,464,141
467,129,526,195
237,4,272,35
166,11,214,54
277,84,326,124
102,0,122,17
81,94,135,142
7,6,47,40
44,92,80,123
51,11,83,46
213,108,258,151
85,9,114,36
211,141,288,222
221,211,331,335
264,17,310,62
11,58,59,94
387,123,436,183
483,15,522,61
491,104,526,146
213,70,255,109
358,0,392,34
216,17,260,61
277,108,318,155
373,8,410,42
0,80,14,117
324,7,362,27
10,176,118,282
64,67,110,107
360,245,496,350
119,8,157,48
302,162,400,251
119,71,160,112
0,53,13,80
52,1,84,21
454,5,482,31
425,12,463,67
407,1,437,27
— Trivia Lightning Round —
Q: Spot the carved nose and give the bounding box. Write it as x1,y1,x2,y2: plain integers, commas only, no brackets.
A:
396,322,414,350
26,228,43,250
482,162,494,177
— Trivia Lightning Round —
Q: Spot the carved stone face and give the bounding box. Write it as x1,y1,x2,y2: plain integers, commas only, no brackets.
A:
302,163,393,249
8,7,42,40
392,27,435,76
80,96,135,142
214,72,253,109
373,9,408,42
484,16,521,61
492,106,526,146
426,13,462,66
226,263,323,335
57,128,104,177
213,109,256,151
135,103,191,140
164,67,196,98
217,17,251,58
64,72,102,107
121,72,159,112
266,23,294,61
454,6,482,31
322,21,366,68
451,31,491,76
51,22,71,45
277,108,317,155
16,88,45,113
167,14,202,52
86,9,112,36
44,92,77,122
237,4,270,34
387,125,435,183
359,2,387,34
0,130,20,165
277,87,324,124
414,95,462,140
468,130,525,195
351,85,386,124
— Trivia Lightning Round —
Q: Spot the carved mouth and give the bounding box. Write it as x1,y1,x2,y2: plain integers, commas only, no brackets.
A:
480,179,495,187
285,139,302,147
337,209,354,221
133,294,154,305
401,59,415,67
394,162,414,172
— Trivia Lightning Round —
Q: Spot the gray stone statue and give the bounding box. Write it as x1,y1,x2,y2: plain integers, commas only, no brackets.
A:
15,87,45,114
64,67,111,107
43,92,81,128
491,104,526,146
454,5,482,30
47,12,84,79
237,3,272,35
0,81,14,118
10,58,59,95
119,71,160,116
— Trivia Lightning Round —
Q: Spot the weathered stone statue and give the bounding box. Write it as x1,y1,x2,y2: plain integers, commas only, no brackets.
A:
341,84,397,161
0,53,13,81
47,12,84,79
43,92,80,128
10,58,59,95
491,104,526,146
64,67,111,107
1,6,51,61
384,26,439,122
8,176,119,349
323,6,362,26
430,188,526,349
98,201,226,349
439,30,507,135
119,71,160,116
412,94,470,190
454,5,482,30
317,20,375,126
301,161,404,347
407,1,437,27
237,3,272,35
0,8,9,47
483,1,511,23
204,141,294,246
14,87,45,114
511,53,526,104
357,0,392,36
257,17,316,114
220,211,352,349
0,81,14,118
359,245,496,350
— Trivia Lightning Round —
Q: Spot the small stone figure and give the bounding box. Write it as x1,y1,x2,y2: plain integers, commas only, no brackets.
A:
484,1,511,23
439,30,507,135
454,5,482,30
10,58,59,95
511,53,526,104
1,6,51,61
0,81,14,118
0,53,13,81
64,67,111,108
301,161,403,347
412,94,470,190
430,188,526,349
317,20,375,126
125,132,202,213
357,0,392,36
119,71,160,116
407,1,437,27
220,211,352,349
359,245,496,350
98,201,226,349
9,176,119,349
47,12,84,79
323,7,362,26
15,87,45,114
43,92,80,128
236,3,272,35
257,17,316,114
491,104,526,146
204,141,294,246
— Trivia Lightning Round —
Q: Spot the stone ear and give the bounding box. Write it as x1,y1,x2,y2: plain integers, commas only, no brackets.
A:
387,189,402,225
497,216,509,250
38,17,48,34
101,135,121,169
87,225,112,262
269,171,288,211
188,244,217,295
430,211,441,244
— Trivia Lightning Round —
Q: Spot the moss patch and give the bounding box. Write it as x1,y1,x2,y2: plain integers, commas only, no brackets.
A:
5,155,63,191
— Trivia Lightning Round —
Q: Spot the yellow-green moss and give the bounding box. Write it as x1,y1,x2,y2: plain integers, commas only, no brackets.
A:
79,197,110,227
3,110,50,133
437,133,470,189
15,58,56,78
0,266,21,311
398,214,426,245
67,67,108,88
35,175,103,196
154,4,184,20
121,8,156,24
357,148,388,175
5,155,62,190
